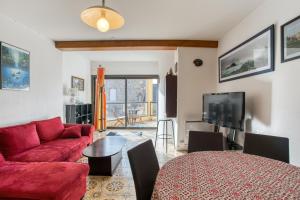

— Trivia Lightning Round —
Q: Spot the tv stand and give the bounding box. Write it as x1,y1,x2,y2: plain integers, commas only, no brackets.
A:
227,140,243,150
227,129,243,150
214,124,221,133
213,126,243,150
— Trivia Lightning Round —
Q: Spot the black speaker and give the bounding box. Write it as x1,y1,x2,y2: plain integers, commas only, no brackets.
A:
193,59,203,67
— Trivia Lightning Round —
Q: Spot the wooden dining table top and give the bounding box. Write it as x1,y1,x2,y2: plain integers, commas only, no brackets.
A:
152,151,300,200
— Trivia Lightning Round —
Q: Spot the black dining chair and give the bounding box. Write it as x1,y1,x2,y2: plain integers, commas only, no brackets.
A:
244,133,289,163
127,140,160,200
188,131,224,153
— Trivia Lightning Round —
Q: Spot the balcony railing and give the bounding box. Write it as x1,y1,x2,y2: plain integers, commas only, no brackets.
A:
106,101,157,121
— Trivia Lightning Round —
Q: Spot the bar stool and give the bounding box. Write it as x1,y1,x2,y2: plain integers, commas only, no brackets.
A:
155,119,175,152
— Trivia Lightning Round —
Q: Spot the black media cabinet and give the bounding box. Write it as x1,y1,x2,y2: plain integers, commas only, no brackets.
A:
65,104,92,124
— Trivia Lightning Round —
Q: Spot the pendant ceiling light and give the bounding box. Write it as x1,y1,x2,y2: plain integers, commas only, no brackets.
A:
81,0,124,32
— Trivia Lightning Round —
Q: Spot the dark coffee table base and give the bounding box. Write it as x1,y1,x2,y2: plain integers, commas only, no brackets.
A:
88,149,122,176
83,136,126,176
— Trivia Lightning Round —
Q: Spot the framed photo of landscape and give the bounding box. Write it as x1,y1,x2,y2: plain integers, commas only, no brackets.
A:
219,25,275,83
281,15,300,63
0,42,30,90
71,76,84,91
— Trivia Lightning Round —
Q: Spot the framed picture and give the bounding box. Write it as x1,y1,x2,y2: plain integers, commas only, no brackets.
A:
0,42,30,90
281,15,300,63
219,25,275,83
71,76,84,91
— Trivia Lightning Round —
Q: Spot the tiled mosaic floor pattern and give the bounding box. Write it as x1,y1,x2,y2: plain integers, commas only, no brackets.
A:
79,129,186,200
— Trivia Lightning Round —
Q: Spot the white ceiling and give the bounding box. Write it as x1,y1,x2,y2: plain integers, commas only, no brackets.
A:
0,0,264,41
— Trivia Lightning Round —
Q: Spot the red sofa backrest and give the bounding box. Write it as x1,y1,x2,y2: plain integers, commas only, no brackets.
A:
0,123,41,157
0,152,5,163
32,117,64,143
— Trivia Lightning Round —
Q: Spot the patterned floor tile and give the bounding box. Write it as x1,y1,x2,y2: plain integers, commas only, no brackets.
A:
99,194,126,200
82,129,187,200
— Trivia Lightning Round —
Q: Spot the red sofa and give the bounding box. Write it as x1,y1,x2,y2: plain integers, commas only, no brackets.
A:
0,117,95,200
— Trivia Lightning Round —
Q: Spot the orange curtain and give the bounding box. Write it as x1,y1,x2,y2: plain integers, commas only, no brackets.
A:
94,67,107,131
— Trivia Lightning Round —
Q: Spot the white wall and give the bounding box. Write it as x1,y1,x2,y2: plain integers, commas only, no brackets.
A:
177,47,218,148
62,52,91,104
0,14,63,126
156,52,176,121
218,0,300,166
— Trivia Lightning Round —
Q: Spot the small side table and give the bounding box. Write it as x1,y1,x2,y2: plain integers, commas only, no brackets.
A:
155,119,175,152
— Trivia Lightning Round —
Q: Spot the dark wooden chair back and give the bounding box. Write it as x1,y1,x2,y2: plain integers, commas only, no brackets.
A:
244,133,289,163
188,131,224,153
127,140,160,200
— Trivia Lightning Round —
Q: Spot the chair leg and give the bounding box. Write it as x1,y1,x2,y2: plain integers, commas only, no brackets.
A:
162,121,165,147
155,120,159,148
171,119,175,148
166,121,168,153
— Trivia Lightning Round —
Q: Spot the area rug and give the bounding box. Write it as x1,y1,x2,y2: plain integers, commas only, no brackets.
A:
106,131,120,136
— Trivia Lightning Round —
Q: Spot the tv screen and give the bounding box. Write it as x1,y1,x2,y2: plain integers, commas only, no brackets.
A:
202,92,245,131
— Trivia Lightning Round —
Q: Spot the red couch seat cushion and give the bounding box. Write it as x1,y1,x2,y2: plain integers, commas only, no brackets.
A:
8,137,89,162
33,117,64,142
45,137,90,162
7,144,66,162
0,123,40,157
61,126,82,138
0,162,89,200
46,137,89,151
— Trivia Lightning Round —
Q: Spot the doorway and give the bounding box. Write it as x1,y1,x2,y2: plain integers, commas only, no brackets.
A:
92,75,159,129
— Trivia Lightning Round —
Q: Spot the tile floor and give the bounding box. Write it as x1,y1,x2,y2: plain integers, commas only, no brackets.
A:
79,129,186,200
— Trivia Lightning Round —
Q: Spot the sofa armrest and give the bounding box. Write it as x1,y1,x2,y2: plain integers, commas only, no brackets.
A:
81,124,95,144
64,124,95,144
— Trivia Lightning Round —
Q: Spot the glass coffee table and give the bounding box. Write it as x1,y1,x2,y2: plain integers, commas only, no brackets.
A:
83,136,126,176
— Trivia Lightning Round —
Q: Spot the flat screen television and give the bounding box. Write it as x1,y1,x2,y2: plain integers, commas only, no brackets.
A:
202,92,245,131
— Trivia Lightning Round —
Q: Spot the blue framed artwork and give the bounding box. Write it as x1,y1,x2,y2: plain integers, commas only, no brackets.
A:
0,42,30,90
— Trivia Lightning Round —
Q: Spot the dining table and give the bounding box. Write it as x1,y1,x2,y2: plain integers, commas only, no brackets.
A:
152,151,300,200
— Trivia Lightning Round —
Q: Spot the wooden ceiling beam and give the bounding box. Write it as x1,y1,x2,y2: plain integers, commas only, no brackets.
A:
54,40,218,51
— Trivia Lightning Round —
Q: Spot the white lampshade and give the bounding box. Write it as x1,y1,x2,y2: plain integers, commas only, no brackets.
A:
81,5,124,32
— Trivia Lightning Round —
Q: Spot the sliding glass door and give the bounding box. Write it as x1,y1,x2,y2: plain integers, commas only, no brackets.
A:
105,76,158,128
105,79,126,127
127,79,158,128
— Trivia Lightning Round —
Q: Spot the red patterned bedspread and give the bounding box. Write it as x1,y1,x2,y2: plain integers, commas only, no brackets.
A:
152,151,300,200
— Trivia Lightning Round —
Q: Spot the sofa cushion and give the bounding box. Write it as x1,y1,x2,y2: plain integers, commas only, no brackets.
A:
47,137,90,161
46,137,89,162
8,137,89,162
0,162,89,200
0,153,5,164
61,126,82,138
33,117,64,142
0,123,40,157
64,124,95,144
7,144,66,162
47,137,89,150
